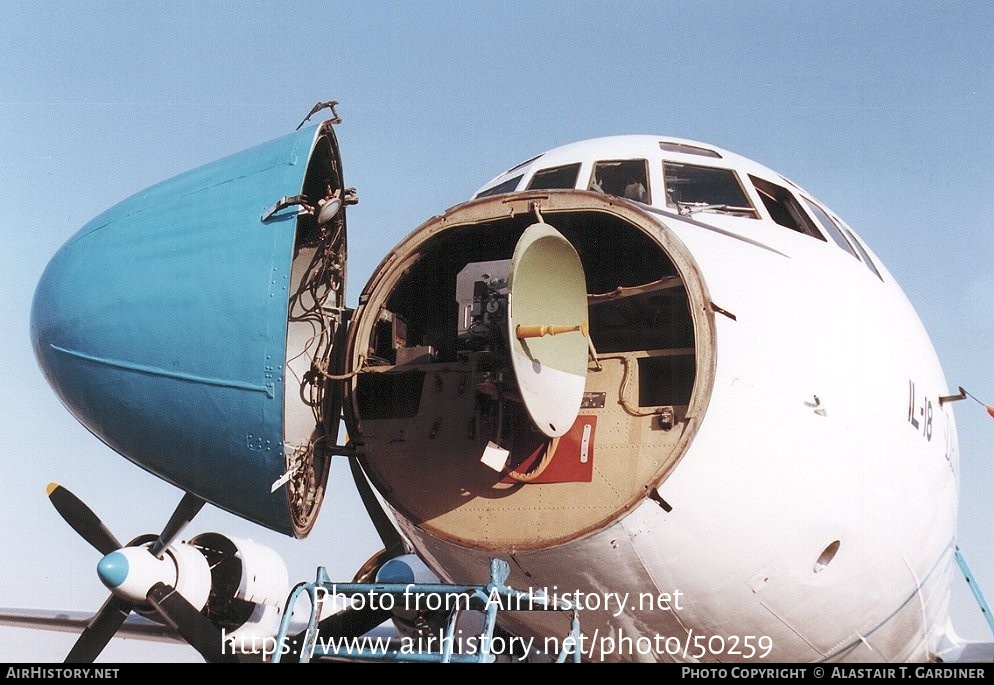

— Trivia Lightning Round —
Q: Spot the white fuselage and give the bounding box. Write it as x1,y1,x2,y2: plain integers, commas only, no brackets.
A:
347,136,959,662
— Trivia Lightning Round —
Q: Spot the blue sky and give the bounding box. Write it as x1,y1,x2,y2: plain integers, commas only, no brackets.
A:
1,0,993,662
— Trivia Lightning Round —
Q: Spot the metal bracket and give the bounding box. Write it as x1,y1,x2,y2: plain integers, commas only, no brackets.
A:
296,101,342,131
939,387,968,405
655,406,675,430
261,195,314,222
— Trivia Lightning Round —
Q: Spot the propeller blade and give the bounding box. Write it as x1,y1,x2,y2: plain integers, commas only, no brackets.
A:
149,492,205,557
46,482,122,555
64,594,132,663
147,582,237,663
287,605,393,663
51,487,218,662
318,605,393,640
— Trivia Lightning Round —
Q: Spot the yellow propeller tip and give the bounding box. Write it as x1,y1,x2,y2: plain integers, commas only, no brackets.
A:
46,482,59,496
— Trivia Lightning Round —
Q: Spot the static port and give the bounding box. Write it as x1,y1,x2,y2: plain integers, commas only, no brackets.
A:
814,540,841,573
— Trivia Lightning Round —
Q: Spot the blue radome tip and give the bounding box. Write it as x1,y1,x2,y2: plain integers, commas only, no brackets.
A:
376,558,415,584
97,551,129,589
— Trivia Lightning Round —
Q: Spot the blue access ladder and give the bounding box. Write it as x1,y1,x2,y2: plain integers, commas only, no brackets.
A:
272,558,582,663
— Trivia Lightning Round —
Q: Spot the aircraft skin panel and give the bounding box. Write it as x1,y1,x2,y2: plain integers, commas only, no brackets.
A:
30,124,333,536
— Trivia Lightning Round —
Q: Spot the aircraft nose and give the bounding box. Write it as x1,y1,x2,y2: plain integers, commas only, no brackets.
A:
31,225,125,438
30,218,177,462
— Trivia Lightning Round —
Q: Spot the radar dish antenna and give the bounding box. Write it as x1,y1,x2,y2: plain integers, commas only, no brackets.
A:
507,222,589,438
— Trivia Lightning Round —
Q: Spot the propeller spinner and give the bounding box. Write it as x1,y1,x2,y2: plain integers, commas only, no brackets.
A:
46,482,236,663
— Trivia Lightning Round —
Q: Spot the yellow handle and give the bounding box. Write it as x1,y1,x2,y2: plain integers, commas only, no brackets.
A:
515,321,589,339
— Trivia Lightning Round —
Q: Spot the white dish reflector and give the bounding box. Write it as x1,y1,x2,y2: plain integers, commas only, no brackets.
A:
507,222,589,438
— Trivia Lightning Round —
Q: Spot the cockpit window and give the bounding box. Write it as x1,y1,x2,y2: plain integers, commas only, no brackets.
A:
527,163,582,190
663,163,757,218
659,141,722,158
504,153,543,175
588,159,650,204
474,175,523,199
749,175,823,240
802,198,859,258
842,227,883,281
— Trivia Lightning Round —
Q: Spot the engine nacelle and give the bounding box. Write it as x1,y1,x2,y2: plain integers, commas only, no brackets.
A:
124,531,289,653
187,533,290,648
